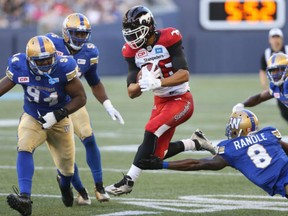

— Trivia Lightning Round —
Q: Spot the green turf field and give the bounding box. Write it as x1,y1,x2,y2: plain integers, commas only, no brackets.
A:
0,74,288,216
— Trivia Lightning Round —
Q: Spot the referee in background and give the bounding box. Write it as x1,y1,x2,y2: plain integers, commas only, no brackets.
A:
259,28,288,122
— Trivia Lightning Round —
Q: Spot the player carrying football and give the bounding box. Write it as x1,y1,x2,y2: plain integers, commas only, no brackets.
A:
105,5,216,196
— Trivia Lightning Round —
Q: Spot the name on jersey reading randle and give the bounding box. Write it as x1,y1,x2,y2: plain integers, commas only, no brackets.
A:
234,133,267,150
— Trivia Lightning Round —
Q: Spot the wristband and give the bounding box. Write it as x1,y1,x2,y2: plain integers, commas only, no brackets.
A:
162,161,169,169
53,108,68,122
103,99,113,109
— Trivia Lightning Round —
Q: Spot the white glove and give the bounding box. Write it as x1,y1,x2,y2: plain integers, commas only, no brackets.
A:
103,100,125,125
139,68,161,92
232,103,244,112
149,64,162,79
41,112,57,129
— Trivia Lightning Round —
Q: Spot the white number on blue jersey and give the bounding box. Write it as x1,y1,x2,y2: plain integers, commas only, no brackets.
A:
27,86,58,106
247,144,272,168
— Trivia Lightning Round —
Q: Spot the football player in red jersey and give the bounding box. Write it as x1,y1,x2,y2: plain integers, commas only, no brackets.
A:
105,5,216,196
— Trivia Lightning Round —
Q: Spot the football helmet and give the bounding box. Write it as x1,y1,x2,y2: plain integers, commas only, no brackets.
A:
26,35,57,76
225,109,259,139
62,13,91,50
266,52,288,86
122,5,156,49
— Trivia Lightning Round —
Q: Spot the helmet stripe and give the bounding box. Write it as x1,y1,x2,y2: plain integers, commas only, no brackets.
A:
78,14,84,26
271,54,277,65
37,36,46,53
243,110,256,131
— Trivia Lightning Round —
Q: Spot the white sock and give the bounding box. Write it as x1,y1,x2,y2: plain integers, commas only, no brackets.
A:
181,139,196,151
127,164,142,182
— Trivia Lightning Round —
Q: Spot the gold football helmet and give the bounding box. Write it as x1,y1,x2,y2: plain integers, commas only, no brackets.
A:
62,13,91,50
225,109,259,139
267,52,288,86
26,35,57,75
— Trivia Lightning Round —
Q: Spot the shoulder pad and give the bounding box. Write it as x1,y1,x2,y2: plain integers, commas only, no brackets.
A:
158,28,182,47
122,43,137,58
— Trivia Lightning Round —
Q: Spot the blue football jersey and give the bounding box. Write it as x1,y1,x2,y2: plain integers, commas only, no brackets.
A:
46,33,100,86
269,81,288,107
6,53,77,120
217,127,288,196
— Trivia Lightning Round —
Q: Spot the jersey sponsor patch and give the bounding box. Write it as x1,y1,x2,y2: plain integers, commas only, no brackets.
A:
274,93,280,98
77,59,86,65
18,77,29,83
155,48,163,54
56,50,64,56
136,50,148,58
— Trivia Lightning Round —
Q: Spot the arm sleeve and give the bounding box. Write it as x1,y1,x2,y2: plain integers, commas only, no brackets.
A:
167,39,189,71
84,64,101,86
260,54,267,71
126,57,140,86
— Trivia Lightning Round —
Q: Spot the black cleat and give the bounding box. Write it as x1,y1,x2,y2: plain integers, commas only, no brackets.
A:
57,175,74,207
7,186,32,216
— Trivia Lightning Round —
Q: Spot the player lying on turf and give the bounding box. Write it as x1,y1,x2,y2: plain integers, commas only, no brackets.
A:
139,109,288,198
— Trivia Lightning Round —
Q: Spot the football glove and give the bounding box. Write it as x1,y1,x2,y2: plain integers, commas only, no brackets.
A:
139,68,161,92
232,103,244,112
103,99,125,125
39,108,68,129
149,64,162,79
138,155,163,170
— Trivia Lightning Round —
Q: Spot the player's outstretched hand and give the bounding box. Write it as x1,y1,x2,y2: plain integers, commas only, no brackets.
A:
139,155,163,170
232,103,244,112
103,100,125,125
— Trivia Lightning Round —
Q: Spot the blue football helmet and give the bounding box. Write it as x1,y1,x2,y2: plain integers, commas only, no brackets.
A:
266,52,288,86
62,13,91,50
26,35,57,76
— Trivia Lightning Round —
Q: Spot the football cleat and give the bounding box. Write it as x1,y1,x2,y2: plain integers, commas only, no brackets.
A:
95,183,110,202
76,188,91,205
7,186,32,216
105,175,134,196
191,129,216,155
56,175,74,207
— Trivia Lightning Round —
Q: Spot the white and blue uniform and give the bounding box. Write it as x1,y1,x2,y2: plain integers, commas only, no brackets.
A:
45,32,105,189
6,53,77,119
218,127,288,196
46,33,100,86
269,81,288,107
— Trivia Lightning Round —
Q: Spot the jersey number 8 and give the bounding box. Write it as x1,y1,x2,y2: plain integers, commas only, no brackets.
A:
247,144,272,169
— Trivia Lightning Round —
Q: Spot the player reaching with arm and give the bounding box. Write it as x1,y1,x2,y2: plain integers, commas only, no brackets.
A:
0,36,86,215
105,5,216,196
140,109,288,199
233,52,288,113
46,13,124,204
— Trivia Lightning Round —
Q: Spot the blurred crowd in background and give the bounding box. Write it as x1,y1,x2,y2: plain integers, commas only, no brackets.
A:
0,0,173,33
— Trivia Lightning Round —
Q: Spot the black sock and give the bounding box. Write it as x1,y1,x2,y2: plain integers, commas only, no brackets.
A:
163,141,185,159
133,131,158,167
